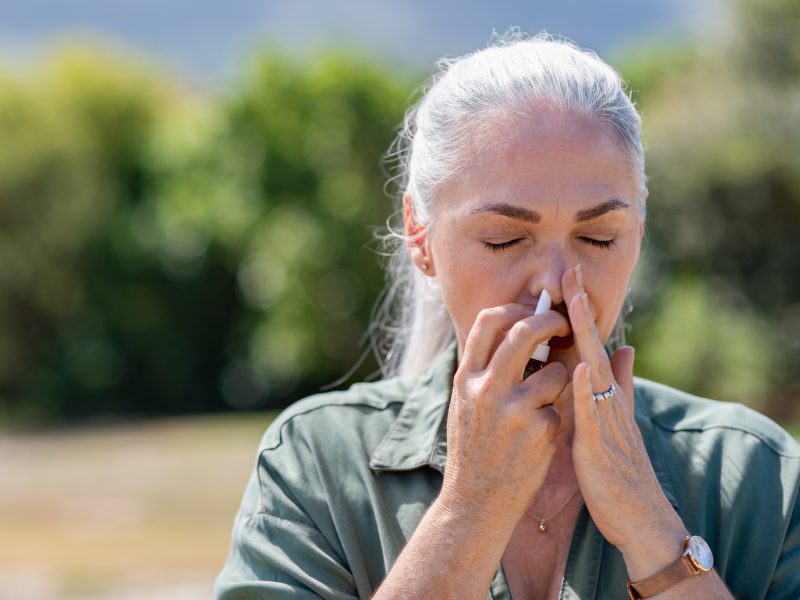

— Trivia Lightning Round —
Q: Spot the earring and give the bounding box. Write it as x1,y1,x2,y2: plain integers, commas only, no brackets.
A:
421,263,429,271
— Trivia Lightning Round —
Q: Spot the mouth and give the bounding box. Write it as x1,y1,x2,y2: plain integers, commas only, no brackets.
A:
550,334,574,350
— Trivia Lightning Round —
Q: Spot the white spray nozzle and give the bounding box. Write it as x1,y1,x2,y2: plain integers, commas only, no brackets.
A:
531,290,552,363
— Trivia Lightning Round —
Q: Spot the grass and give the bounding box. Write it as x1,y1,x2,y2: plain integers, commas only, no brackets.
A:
0,412,277,599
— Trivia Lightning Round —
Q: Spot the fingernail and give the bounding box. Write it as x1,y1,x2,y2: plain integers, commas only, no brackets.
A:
575,264,583,288
581,292,590,312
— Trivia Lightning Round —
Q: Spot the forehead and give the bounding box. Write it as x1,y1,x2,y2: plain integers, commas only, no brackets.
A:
436,109,639,217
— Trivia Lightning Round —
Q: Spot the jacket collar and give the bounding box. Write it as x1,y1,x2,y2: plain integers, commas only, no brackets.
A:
368,342,455,474
367,342,680,510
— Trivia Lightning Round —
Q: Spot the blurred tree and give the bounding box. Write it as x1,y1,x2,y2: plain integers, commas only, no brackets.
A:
734,0,800,83
1,0,797,422
621,0,800,419
160,51,414,406
0,45,414,420
0,47,170,419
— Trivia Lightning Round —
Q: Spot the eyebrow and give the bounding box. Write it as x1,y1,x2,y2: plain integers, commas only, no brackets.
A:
575,199,630,222
470,199,631,223
470,203,540,222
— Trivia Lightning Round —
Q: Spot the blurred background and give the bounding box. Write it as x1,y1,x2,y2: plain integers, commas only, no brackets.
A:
0,0,798,598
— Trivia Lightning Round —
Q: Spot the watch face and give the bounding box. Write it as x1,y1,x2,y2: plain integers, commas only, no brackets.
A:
688,536,714,572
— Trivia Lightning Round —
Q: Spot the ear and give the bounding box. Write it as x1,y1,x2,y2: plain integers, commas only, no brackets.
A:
403,193,436,277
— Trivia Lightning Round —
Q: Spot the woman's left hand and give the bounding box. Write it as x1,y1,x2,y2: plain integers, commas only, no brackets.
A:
562,265,688,578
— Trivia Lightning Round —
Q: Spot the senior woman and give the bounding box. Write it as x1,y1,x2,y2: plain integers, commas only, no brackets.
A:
217,33,800,599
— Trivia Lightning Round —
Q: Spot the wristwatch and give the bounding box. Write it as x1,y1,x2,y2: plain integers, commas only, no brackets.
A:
626,535,714,599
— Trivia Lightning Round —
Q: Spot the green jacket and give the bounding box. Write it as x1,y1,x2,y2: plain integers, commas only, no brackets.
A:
217,344,800,599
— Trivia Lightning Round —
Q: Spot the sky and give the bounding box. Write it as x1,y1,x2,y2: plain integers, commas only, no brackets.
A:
0,0,728,86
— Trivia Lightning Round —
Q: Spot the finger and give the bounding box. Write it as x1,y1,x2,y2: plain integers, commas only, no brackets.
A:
572,362,599,429
568,289,614,391
610,346,636,411
561,263,583,312
489,310,571,381
518,361,569,408
461,304,532,372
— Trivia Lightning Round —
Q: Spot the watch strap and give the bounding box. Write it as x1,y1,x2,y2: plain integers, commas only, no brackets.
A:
627,557,696,598
627,536,703,599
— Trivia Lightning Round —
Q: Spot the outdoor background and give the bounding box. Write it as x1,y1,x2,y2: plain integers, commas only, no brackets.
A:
0,0,798,598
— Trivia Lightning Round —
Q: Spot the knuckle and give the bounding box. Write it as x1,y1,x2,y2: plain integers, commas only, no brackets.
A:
543,361,569,383
527,363,568,397
468,376,492,401
462,374,502,412
475,306,505,328
452,366,471,388
539,406,561,434
526,413,557,444
509,318,535,342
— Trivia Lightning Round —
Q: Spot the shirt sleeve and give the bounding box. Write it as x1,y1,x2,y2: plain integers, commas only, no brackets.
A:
215,423,360,600
767,475,800,599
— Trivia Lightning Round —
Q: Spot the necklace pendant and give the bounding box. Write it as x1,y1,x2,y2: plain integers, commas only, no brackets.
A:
538,519,547,532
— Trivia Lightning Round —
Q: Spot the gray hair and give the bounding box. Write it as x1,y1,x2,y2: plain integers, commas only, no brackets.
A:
374,30,646,379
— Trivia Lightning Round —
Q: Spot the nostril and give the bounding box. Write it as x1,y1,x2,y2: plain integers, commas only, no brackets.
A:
553,302,569,318
543,289,564,307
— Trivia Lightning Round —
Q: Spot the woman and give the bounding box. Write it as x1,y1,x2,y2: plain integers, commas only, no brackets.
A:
217,33,800,599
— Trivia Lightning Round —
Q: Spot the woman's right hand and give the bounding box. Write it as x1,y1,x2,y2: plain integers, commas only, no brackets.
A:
438,303,571,529
372,304,571,600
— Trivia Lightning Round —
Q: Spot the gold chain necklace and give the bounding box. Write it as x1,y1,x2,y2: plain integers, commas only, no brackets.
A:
526,488,580,533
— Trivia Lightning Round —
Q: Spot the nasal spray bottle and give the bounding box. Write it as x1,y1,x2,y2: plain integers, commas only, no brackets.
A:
523,290,552,379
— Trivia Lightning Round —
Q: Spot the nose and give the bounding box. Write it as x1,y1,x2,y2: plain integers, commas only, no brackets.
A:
527,244,567,306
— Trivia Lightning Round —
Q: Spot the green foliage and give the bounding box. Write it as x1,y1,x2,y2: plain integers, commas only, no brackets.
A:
0,45,414,420
0,0,797,421
621,0,800,418
733,0,800,82
631,277,775,411
215,52,413,394
0,48,170,419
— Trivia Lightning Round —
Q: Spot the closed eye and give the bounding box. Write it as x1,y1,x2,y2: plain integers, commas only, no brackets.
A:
484,238,615,251
483,239,523,252
581,238,616,249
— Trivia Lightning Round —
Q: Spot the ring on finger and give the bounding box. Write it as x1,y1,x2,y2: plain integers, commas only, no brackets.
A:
592,383,616,403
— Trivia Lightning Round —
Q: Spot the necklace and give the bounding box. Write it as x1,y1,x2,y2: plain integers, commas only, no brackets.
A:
527,488,580,533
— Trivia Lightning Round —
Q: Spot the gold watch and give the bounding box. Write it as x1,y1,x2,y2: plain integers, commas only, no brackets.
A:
626,535,714,599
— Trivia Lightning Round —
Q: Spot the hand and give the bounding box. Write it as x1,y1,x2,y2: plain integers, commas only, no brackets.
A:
440,303,571,529
563,265,687,573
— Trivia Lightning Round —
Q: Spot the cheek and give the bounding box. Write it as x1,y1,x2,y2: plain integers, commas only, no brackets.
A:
438,251,505,309
584,253,637,338
434,245,516,340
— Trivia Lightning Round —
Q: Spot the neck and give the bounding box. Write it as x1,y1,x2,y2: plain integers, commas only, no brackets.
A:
528,437,580,522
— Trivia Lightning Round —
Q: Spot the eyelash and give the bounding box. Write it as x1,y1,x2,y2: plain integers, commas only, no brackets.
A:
483,238,616,252
484,239,522,252
582,238,616,249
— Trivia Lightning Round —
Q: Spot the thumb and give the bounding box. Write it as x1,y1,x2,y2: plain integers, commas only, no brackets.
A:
610,345,635,409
